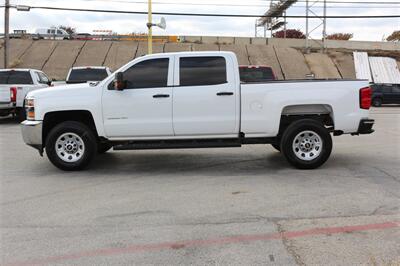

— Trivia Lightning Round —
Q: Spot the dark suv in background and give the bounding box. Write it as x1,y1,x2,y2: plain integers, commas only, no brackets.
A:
370,84,400,107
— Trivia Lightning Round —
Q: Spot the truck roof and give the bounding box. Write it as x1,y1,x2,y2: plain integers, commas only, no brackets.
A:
0,69,39,72
70,66,109,70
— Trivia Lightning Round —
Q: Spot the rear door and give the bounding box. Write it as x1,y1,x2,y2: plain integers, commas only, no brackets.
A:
172,54,239,137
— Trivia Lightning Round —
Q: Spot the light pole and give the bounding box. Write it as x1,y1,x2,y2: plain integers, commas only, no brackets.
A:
147,0,153,54
4,0,10,68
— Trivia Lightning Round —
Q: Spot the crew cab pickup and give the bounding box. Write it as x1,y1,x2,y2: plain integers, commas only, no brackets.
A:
21,52,374,171
0,69,52,120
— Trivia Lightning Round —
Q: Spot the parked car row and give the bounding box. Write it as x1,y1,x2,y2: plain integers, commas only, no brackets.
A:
0,66,113,120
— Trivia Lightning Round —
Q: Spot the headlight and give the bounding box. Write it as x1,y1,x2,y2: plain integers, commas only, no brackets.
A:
25,98,35,120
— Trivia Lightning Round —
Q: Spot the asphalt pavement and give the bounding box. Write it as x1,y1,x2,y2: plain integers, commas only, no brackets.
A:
1,107,399,265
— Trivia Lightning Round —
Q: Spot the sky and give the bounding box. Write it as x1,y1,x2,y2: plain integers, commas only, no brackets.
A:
1,0,400,41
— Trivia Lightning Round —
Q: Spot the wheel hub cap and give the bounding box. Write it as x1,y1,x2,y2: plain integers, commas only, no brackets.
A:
292,130,323,161
55,133,85,163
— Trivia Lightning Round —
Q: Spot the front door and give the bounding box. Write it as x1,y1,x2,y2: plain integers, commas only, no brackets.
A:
102,57,174,138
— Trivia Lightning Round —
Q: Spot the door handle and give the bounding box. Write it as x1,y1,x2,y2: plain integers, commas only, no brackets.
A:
153,94,170,98
216,92,234,96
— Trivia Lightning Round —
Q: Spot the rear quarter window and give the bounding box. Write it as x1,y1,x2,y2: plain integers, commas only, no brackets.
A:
0,71,33,84
239,67,275,82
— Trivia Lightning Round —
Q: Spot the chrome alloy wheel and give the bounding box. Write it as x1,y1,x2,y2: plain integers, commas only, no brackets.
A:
292,130,323,161
55,132,85,163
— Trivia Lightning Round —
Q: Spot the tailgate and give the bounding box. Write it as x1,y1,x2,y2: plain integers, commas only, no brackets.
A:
0,86,10,103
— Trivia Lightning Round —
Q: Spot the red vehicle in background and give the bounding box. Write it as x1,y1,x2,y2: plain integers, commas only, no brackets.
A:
239,65,276,82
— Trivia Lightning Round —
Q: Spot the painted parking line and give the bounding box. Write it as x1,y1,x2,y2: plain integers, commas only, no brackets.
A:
6,221,399,266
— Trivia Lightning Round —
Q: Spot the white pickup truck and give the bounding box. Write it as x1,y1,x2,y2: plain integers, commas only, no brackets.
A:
21,51,374,171
0,69,52,120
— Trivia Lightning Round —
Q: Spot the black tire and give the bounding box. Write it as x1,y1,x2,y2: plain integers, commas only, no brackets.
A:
18,102,27,122
280,119,332,169
372,98,382,107
271,143,281,152
45,121,97,171
98,143,113,154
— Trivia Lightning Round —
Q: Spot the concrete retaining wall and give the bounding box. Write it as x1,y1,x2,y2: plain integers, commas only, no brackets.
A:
42,41,85,80
74,41,112,67
103,42,138,72
1,39,365,81
220,44,249,65
305,53,341,79
18,40,59,70
247,45,284,80
275,47,311,79
0,39,33,68
328,51,356,79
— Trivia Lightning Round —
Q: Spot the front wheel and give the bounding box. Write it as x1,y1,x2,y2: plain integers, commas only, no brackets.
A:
45,121,97,171
280,119,332,169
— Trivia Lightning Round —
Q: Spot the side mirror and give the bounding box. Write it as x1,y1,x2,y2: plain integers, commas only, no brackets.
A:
47,81,52,86
114,72,126,91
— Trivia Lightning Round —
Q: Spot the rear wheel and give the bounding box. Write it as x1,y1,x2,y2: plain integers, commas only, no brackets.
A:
45,121,97,171
280,119,332,169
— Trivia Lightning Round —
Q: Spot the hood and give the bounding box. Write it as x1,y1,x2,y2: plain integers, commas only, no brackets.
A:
27,82,94,99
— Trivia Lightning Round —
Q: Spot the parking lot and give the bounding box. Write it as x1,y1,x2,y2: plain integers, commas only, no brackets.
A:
0,107,399,265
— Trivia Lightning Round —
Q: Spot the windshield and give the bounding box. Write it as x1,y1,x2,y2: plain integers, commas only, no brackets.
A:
0,71,33,84
239,67,275,82
67,69,109,83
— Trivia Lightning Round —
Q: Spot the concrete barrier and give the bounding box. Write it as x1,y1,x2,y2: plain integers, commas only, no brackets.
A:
220,44,249,65
201,36,218,44
181,36,201,43
42,40,85,80
274,47,311,79
326,39,399,51
135,42,164,57
103,41,139,71
218,37,235,44
234,37,251,45
192,43,219,51
74,41,112,67
0,39,33,68
247,44,284,80
164,43,192,52
328,51,356,79
305,53,341,79
18,40,59,70
251,38,267,45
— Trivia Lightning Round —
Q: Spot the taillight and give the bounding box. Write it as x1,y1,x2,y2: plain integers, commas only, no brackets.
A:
10,87,17,102
360,87,372,110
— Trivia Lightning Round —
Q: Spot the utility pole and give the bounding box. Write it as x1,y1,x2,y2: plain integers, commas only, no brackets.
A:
147,0,153,54
4,0,10,68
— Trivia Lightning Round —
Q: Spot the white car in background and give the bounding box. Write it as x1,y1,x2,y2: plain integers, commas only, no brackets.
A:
34,27,70,40
0,69,52,120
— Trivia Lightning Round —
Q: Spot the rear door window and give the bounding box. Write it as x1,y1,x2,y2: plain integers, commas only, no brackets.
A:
68,69,109,83
179,57,227,86
0,71,33,84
